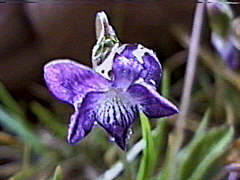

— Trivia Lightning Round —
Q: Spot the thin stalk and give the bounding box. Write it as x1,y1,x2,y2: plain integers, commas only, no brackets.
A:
168,2,205,180
173,28,240,92
22,144,31,170
214,74,224,121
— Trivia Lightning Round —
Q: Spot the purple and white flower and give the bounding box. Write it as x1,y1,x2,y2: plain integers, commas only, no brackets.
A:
207,1,240,70
43,12,178,150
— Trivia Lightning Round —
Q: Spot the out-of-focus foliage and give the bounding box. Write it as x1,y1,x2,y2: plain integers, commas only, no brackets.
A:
0,2,240,180
156,110,233,180
207,0,240,69
51,165,63,180
30,102,65,138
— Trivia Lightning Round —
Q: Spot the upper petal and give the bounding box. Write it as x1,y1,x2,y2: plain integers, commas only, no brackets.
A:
112,54,143,90
127,82,178,118
113,44,162,87
44,59,111,105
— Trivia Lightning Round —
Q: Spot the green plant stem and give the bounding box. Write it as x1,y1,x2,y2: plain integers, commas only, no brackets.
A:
22,144,31,170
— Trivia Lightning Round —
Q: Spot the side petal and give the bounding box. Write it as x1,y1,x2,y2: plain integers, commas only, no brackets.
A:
128,82,178,118
67,110,94,144
44,59,111,105
67,90,102,144
115,44,162,86
141,52,162,86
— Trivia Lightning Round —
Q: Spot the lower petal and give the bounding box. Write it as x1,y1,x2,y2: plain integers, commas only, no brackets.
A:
128,82,178,118
90,90,138,150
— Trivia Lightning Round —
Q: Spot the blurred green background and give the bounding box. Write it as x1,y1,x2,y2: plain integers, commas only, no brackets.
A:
0,1,240,180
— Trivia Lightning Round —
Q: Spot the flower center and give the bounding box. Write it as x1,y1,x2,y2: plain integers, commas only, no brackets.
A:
96,89,138,129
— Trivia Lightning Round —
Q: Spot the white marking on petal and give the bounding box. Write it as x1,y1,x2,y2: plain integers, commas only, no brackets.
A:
118,56,131,64
44,59,92,72
116,44,128,54
94,43,119,80
132,46,144,64
149,79,156,86
131,44,154,64
132,44,162,71
108,103,115,124
134,78,145,85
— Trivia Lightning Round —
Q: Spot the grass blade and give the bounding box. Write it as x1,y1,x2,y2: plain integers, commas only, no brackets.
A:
0,106,45,153
0,82,24,118
137,112,156,180
188,126,234,180
30,102,65,138
178,126,233,180
51,165,63,180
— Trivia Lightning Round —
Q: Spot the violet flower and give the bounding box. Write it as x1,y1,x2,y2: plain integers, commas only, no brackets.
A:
218,163,240,180
207,1,240,70
43,12,178,150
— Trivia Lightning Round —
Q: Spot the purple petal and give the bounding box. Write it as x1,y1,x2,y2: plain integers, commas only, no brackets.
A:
141,52,162,86
224,45,240,70
44,59,111,105
87,90,138,150
212,35,240,70
117,44,138,59
128,82,178,118
67,110,94,144
115,44,162,86
112,53,143,90
67,90,102,144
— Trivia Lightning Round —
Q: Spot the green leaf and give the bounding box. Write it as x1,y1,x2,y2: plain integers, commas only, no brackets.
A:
188,126,233,180
155,133,176,180
154,69,171,180
137,112,157,180
154,119,167,161
154,69,169,166
195,109,210,137
0,106,45,153
155,69,170,151
207,0,233,38
51,165,63,180
0,82,24,118
30,102,65,138
178,126,233,180
178,108,210,158
161,69,170,98
156,108,233,180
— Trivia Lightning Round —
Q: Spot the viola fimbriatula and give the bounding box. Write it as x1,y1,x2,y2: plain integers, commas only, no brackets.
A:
43,11,178,150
